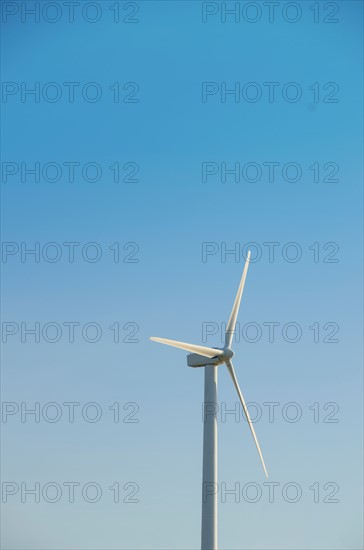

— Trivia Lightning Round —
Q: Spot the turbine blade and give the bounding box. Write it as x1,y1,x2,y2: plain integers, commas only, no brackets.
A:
150,337,223,359
225,359,268,478
225,251,251,348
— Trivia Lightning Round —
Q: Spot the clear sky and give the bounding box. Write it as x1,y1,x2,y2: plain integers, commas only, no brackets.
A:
1,1,363,549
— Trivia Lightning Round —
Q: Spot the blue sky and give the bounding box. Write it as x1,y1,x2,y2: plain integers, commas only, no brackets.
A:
1,1,363,549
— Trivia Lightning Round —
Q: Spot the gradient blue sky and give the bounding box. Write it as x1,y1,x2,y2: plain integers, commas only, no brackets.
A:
1,1,363,549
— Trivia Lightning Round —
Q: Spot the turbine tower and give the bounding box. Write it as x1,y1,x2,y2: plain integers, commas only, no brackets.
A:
150,251,268,550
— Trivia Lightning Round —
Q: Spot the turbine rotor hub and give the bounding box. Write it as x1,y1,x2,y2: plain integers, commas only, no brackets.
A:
222,348,234,360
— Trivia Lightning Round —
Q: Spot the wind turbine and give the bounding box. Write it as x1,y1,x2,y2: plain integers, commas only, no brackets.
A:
150,251,268,550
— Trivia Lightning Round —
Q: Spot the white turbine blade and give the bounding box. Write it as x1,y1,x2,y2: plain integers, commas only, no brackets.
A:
225,251,251,348
150,337,223,359
225,360,268,478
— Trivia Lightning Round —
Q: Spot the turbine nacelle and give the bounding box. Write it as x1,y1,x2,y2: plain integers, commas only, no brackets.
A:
187,351,223,368
187,347,234,368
